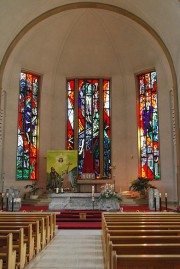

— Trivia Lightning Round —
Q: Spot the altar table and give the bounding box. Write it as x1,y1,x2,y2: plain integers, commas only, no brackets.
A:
48,193,120,211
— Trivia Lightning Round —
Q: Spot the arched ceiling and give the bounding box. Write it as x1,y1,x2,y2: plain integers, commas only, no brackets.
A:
0,0,179,61
5,7,167,79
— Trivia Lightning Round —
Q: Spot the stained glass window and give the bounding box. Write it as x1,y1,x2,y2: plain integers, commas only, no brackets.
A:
16,72,39,180
137,71,160,180
67,79,111,178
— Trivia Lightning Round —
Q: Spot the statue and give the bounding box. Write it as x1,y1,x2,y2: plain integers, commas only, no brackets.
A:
50,167,61,189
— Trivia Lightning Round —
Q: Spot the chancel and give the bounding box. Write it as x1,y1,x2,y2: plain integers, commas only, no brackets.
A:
0,1,180,269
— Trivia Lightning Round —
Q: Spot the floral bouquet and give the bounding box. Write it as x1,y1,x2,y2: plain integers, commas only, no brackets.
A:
99,183,121,200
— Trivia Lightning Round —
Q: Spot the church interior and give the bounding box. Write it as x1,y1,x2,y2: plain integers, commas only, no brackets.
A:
0,1,180,268
0,0,180,203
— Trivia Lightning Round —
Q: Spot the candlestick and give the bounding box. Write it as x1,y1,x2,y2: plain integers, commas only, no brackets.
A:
165,193,168,211
12,194,14,212
1,193,4,210
92,186,95,210
6,192,9,211
154,193,156,211
159,193,162,212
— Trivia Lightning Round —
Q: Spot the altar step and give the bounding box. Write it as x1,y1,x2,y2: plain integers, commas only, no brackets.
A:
21,193,50,206
121,196,148,206
56,210,102,229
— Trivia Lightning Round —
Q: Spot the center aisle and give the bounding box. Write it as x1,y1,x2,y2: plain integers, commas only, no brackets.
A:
24,229,105,269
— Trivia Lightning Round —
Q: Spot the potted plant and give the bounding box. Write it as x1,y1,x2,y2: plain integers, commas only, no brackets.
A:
129,177,155,198
24,181,43,199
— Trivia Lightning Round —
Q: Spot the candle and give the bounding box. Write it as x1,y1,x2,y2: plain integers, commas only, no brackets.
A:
56,188,59,194
159,193,162,212
92,186,94,196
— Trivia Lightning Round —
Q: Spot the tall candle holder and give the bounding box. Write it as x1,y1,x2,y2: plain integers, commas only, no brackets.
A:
92,185,95,210
154,193,156,211
1,192,5,210
92,196,94,210
6,192,9,211
12,193,14,212
165,193,168,211
159,193,162,212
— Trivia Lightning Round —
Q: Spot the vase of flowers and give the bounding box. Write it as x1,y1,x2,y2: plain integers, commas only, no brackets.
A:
99,183,121,211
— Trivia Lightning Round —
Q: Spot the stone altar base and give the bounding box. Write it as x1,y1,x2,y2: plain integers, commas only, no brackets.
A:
48,193,120,211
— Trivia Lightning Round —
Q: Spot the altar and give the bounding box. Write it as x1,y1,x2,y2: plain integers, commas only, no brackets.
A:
48,193,120,211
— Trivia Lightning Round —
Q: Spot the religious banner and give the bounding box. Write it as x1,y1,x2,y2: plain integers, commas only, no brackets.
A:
47,150,78,192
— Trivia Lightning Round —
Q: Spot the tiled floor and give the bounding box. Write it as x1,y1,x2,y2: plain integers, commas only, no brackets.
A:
24,229,105,269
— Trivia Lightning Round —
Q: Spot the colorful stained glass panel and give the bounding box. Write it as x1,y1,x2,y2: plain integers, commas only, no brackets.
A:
138,71,160,180
16,72,39,180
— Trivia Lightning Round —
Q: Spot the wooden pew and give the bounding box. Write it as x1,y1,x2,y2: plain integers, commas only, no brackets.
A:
103,224,180,251
0,224,34,261
101,212,180,231
0,216,46,249
102,212,180,269
103,212,179,216
0,220,41,254
0,228,26,269
105,221,180,227
0,233,16,269
0,212,57,269
108,242,180,269
108,234,180,245
0,259,2,269
0,211,58,241
112,252,180,269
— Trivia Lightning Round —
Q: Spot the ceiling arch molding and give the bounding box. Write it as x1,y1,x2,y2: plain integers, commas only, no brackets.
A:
0,1,179,201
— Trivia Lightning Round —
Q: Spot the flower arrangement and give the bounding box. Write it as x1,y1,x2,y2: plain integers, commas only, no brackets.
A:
99,183,121,200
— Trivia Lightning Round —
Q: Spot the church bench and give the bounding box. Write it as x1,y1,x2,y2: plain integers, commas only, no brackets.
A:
0,224,34,261
0,259,2,269
108,243,180,269
101,212,180,247
103,215,180,221
0,216,47,248
0,233,16,269
104,221,180,227
0,212,57,241
0,228,26,269
102,228,180,261
103,224,180,246
0,220,41,254
103,212,179,216
102,212,180,228
107,234,180,245
111,252,180,269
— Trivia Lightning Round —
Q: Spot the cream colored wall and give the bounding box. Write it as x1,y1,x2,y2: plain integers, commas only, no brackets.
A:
0,1,179,202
